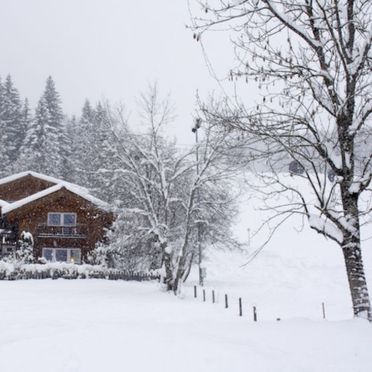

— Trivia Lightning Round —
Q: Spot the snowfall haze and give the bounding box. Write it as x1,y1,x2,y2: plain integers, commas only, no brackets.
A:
0,0,236,144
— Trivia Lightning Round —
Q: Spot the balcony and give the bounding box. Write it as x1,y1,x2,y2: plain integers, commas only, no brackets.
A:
37,224,88,239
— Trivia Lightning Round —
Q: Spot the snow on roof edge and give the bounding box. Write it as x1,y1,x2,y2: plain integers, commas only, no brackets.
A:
2,184,111,215
2,184,63,214
0,199,10,208
0,171,90,194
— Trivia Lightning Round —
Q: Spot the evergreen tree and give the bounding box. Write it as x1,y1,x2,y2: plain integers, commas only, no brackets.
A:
0,77,8,177
16,231,34,264
86,102,125,202
0,75,24,175
11,98,32,173
21,98,32,145
19,76,68,177
69,100,96,187
2,75,23,164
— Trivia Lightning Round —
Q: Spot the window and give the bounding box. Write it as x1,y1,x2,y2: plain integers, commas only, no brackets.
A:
43,248,54,261
48,213,61,226
55,249,68,262
48,213,76,226
63,214,76,226
42,248,81,264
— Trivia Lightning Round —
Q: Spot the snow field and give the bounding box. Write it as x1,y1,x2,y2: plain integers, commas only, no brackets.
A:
0,279,371,372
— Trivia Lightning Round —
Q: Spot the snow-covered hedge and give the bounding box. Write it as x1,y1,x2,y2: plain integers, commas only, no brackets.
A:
0,261,160,281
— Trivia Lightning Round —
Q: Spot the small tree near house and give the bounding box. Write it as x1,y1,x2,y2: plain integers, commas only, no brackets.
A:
16,231,34,264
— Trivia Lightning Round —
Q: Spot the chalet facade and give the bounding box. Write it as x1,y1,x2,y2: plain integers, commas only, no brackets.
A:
0,171,114,263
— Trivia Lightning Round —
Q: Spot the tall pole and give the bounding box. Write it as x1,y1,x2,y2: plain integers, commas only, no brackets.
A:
192,118,203,286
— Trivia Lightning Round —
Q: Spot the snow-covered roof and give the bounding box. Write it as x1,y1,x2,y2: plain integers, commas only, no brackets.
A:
0,171,90,193
0,171,110,214
0,199,10,208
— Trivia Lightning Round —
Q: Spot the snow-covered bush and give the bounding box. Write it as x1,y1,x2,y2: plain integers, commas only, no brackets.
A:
15,231,35,264
102,211,163,272
0,261,160,281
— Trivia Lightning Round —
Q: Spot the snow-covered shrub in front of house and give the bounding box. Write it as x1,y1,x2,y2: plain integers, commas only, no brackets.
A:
0,260,160,281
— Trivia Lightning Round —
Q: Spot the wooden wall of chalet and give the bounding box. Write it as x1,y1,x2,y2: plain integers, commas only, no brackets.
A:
5,188,114,260
0,175,55,202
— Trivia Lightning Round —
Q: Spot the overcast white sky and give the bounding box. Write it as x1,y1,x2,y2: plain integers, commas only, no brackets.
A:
0,0,245,144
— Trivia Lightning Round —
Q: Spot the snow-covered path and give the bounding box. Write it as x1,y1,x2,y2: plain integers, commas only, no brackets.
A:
0,280,371,372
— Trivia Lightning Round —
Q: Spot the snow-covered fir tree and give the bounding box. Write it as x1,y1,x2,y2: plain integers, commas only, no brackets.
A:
68,100,96,186
0,75,24,175
19,76,68,177
0,77,8,177
16,231,35,264
3,76,24,161
89,102,127,203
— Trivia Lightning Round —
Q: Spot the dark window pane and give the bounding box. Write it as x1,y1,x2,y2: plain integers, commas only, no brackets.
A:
55,249,68,262
70,249,81,264
48,213,61,226
63,214,76,226
43,249,53,261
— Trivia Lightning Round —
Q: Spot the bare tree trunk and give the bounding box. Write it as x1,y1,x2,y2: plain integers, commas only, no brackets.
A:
172,255,187,293
342,234,371,320
161,244,173,291
182,253,194,283
341,195,371,320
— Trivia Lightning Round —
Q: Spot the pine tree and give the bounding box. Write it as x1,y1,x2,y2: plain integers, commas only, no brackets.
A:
21,98,32,144
69,100,96,187
12,98,32,173
19,76,68,177
89,102,124,202
2,75,23,164
0,75,24,175
0,76,8,177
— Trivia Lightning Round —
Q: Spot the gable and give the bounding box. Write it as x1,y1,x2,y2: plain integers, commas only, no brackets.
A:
4,187,112,222
0,174,56,202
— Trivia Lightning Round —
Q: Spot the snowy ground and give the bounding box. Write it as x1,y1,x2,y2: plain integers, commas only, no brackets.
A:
0,279,371,372
1,176,372,371
187,178,372,321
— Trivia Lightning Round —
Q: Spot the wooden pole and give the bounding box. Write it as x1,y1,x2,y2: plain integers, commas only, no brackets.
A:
194,285,197,298
322,302,326,319
239,298,243,317
203,289,206,302
253,306,257,322
212,290,215,304
225,294,228,309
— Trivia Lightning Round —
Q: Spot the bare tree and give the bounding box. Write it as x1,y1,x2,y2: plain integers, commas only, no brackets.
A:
193,0,372,319
101,85,240,293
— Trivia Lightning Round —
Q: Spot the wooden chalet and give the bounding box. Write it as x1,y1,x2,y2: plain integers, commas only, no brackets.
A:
0,171,114,263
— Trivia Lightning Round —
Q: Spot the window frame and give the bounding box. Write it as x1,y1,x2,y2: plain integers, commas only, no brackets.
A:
42,248,81,264
47,212,77,227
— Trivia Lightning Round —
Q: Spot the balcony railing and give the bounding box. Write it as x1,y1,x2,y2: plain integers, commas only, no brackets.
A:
37,224,88,238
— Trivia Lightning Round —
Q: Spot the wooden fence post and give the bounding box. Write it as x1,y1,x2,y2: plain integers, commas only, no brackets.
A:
225,294,229,309
203,289,206,302
253,306,257,322
212,290,215,304
322,302,326,319
239,298,243,317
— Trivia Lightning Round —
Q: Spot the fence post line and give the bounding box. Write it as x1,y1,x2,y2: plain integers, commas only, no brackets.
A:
239,297,243,317
225,294,229,309
253,306,257,322
322,302,326,319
